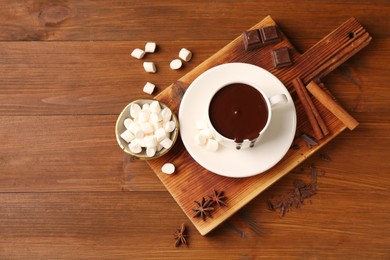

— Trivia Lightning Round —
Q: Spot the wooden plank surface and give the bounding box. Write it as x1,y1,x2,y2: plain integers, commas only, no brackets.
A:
0,0,389,258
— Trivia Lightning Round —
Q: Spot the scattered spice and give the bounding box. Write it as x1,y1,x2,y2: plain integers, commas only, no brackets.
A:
300,133,318,148
192,197,214,221
267,164,319,217
174,223,188,247
208,189,227,207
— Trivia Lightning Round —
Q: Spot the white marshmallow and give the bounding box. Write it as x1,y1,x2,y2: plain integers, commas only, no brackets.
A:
155,127,167,142
128,121,143,137
131,48,145,59
157,144,164,152
179,48,192,62
146,147,156,157
196,119,207,130
150,112,163,123
164,121,176,133
129,139,142,154
152,121,164,132
161,163,175,174
161,107,172,122
143,62,157,73
138,110,150,123
140,122,154,135
149,100,161,113
170,59,182,70
200,128,213,139
130,103,141,119
144,135,157,148
194,133,207,146
142,103,150,111
160,137,173,149
145,42,157,53
143,82,156,95
206,138,219,151
120,129,135,143
124,118,133,129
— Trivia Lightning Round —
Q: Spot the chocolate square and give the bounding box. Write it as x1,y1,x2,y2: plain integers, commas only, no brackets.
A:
272,47,292,68
259,26,281,45
242,30,263,51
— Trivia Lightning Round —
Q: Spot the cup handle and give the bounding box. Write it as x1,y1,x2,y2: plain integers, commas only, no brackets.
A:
269,94,288,108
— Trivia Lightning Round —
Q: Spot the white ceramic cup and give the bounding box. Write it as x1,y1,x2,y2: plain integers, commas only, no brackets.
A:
207,81,288,150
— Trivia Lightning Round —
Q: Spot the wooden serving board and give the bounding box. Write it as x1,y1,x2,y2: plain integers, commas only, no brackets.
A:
147,16,371,235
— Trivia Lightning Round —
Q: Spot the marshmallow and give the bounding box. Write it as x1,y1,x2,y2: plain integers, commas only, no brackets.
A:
164,121,176,133
150,112,163,123
206,138,219,151
130,103,141,119
160,137,173,149
152,121,163,132
161,163,175,174
194,133,207,145
157,144,164,152
142,103,150,111
179,48,192,62
161,107,172,122
131,48,145,59
170,59,182,70
145,42,157,53
138,110,150,123
144,135,157,148
196,119,207,130
140,122,154,135
143,82,156,95
149,100,161,113
124,118,133,129
120,129,135,143
146,147,156,157
200,128,213,139
155,127,167,142
128,121,144,139
129,139,142,154
143,62,157,73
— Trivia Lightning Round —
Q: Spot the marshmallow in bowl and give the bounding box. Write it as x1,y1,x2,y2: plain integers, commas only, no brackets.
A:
120,100,176,157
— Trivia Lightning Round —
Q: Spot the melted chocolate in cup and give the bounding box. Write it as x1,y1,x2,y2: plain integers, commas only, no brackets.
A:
209,83,269,149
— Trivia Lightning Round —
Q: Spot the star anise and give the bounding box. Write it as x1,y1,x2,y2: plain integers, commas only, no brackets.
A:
192,197,214,221
208,189,227,207
174,223,188,247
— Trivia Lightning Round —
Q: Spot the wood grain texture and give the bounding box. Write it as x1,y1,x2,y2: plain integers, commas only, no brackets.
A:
0,0,389,258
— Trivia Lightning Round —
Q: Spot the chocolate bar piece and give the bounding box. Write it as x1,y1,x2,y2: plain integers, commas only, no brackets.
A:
259,26,281,45
242,30,263,51
272,47,292,68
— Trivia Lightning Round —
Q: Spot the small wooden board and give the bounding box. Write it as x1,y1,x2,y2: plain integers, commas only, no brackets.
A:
147,16,371,235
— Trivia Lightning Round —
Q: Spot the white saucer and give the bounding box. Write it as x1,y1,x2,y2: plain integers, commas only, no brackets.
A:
179,63,296,178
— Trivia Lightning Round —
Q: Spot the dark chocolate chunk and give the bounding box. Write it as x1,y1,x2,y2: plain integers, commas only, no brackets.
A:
242,30,263,51
272,47,292,68
259,26,281,45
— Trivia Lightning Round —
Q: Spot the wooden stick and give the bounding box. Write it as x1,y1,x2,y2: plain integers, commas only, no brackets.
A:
307,81,359,130
292,78,323,140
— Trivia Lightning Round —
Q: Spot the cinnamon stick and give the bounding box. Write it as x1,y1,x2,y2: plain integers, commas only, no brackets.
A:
307,81,359,130
292,78,323,140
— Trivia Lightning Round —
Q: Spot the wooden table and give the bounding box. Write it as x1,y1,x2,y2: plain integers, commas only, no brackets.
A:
1,1,389,258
